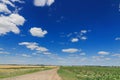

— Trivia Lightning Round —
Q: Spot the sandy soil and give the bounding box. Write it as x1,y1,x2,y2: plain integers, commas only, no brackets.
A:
1,68,62,80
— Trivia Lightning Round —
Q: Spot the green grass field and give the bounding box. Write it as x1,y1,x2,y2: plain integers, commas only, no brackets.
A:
58,66,120,80
0,65,54,79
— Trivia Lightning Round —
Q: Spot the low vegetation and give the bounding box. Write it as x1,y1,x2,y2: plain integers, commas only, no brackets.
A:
0,65,54,78
58,66,120,80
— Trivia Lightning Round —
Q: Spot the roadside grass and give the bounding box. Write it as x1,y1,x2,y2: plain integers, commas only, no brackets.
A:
58,66,120,80
0,65,54,79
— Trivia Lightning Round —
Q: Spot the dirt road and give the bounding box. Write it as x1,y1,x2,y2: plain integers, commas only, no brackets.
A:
1,68,62,80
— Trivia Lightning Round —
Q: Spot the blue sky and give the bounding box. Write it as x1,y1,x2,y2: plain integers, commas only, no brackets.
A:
0,0,120,66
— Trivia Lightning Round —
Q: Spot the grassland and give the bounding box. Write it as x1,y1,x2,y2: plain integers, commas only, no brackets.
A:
58,66,120,80
0,65,54,79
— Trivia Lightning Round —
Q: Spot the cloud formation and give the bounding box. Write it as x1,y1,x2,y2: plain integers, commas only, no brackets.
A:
22,54,31,57
0,51,10,54
34,0,54,7
30,27,48,38
80,36,87,40
92,56,111,61
112,53,120,57
62,48,79,53
19,42,48,52
0,3,11,14
98,51,110,55
1,0,15,7
67,30,90,43
0,14,25,35
71,38,79,42
0,0,25,36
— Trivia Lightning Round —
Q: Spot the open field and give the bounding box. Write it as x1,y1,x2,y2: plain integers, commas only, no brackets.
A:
58,66,120,80
0,65,55,79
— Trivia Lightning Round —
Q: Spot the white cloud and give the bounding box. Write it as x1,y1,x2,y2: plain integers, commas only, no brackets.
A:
0,0,25,36
0,3,11,14
92,56,104,60
66,30,89,42
1,0,15,7
81,30,87,34
11,0,25,3
0,48,10,55
43,52,51,55
30,27,47,38
19,42,48,52
81,36,87,40
115,37,120,40
98,51,110,55
0,51,10,54
71,38,79,42
0,13,25,35
36,47,48,52
112,54,120,57
22,54,31,57
92,56,110,61
79,30,89,40
62,48,79,53
9,13,25,25
19,42,53,55
19,42,38,50
34,0,54,7
47,0,54,6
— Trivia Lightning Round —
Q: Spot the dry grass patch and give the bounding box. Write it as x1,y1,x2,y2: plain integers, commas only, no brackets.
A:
0,65,55,79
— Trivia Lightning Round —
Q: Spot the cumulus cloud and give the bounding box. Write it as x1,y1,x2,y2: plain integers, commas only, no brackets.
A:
1,0,15,7
34,0,54,7
19,42,38,50
0,13,25,35
0,3,11,14
98,51,110,55
62,48,79,53
80,36,87,40
19,42,48,52
71,38,79,42
30,27,47,38
81,30,87,34
0,0,25,36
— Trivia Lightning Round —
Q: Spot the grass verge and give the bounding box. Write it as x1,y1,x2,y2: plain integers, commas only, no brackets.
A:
58,66,76,80
0,65,53,79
